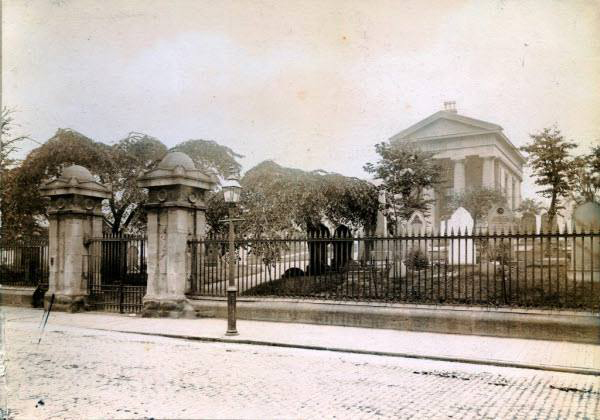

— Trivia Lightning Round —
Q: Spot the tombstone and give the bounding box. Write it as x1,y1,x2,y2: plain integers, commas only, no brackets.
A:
446,207,474,264
487,205,516,233
407,211,428,257
307,224,330,275
567,202,600,282
540,213,559,232
407,211,426,236
374,189,388,236
519,212,536,233
332,225,353,270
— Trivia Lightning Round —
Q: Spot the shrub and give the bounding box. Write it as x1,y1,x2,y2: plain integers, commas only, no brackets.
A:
404,248,429,270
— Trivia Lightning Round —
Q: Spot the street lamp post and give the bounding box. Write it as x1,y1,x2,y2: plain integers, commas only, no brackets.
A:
222,169,242,336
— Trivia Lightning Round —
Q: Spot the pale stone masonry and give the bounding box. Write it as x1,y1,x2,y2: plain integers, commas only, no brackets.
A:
137,151,217,317
40,165,111,312
390,103,526,226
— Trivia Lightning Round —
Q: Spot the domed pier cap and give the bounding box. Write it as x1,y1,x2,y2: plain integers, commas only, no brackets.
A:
62,164,95,182
158,151,196,171
40,164,111,199
137,151,218,198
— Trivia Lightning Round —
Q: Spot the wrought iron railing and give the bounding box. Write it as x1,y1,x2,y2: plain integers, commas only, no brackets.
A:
0,238,49,288
188,229,600,311
85,234,147,313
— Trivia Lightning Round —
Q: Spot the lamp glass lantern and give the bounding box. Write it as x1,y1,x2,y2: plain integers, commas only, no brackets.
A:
222,173,242,204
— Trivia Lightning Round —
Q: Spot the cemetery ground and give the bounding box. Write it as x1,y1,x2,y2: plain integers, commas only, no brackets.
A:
194,235,600,312
2,307,600,419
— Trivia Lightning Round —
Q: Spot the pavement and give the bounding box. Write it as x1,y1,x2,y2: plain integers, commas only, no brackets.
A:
3,306,600,376
2,306,600,419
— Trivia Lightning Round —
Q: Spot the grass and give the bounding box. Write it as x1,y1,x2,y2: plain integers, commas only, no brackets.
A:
241,263,600,311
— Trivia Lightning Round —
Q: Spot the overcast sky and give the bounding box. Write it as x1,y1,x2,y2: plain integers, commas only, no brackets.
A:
3,0,600,199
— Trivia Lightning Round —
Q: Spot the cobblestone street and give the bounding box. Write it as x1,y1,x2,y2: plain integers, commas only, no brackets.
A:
2,313,599,419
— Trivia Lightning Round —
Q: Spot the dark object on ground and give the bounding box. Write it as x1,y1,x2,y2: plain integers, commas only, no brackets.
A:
32,285,46,308
283,267,304,278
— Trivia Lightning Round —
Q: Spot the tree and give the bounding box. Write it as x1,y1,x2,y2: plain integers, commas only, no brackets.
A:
570,145,600,204
445,187,507,228
0,108,30,172
2,128,113,236
0,108,32,235
172,139,243,176
520,127,577,229
516,198,546,215
239,160,378,235
364,140,443,223
2,129,241,237
209,161,379,278
102,132,168,233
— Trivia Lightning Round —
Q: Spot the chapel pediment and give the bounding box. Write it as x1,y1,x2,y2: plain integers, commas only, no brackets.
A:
391,110,502,141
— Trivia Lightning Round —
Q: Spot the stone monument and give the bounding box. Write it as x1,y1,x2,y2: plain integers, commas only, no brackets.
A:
447,207,474,264
137,151,217,317
40,165,111,312
487,205,516,233
519,212,536,233
567,202,600,282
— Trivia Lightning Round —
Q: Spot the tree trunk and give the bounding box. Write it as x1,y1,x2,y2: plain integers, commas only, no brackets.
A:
548,191,557,231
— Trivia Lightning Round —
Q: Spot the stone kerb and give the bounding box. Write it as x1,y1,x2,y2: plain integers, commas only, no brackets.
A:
567,201,600,283
137,151,217,318
40,165,111,312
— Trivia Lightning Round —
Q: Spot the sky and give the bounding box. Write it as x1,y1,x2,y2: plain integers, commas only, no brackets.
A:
3,0,600,199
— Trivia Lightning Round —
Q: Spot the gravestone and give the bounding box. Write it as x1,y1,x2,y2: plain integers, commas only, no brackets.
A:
446,207,474,264
540,213,559,232
567,202,600,282
407,211,428,258
519,212,536,233
487,205,516,233
407,211,426,236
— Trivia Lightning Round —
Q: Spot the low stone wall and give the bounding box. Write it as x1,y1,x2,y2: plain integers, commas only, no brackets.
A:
0,286,36,307
188,297,600,344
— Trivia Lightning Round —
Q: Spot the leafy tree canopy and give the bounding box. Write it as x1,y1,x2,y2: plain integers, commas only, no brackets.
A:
520,127,577,226
206,160,379,237
172,139,243,176
570,145,600,204
0,108,30,172
1,129,241,237
364,140,443,222
444,187,506,227
516,198,546,215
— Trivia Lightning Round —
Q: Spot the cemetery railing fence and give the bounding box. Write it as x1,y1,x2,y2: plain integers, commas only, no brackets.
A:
0,237,49,289
188,229,600,311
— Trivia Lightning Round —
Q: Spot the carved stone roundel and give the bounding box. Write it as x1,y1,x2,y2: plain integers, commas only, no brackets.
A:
157,190,168,202
84,198,95,210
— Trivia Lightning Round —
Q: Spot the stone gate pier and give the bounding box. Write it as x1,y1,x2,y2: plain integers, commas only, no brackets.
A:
40,165,111,312
137,152,217,317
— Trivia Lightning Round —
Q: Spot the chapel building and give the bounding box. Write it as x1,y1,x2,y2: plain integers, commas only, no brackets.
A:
390,102,526,227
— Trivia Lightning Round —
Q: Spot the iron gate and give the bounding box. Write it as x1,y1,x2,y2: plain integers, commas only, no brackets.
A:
86,235,147,313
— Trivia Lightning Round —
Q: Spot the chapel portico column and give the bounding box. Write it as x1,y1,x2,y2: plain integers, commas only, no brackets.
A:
481,156,496,188
515,180,522,209
453,158,466,194
507,175,514,210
